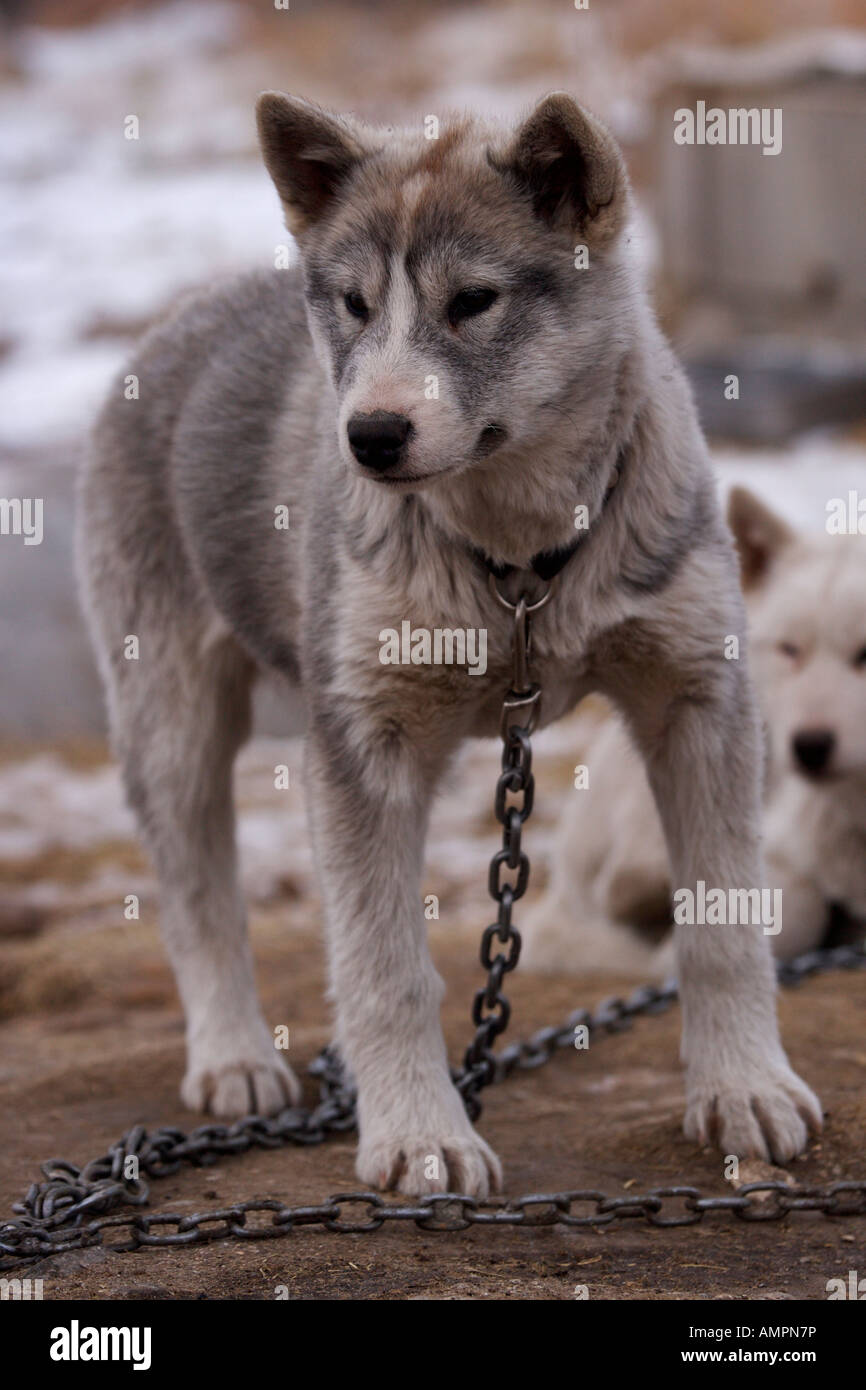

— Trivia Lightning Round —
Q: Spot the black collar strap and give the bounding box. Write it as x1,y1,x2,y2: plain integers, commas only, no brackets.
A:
484,536,583,584
475,458,621,586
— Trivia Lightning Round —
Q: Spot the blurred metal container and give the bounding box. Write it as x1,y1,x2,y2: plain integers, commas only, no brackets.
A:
652,31,866,335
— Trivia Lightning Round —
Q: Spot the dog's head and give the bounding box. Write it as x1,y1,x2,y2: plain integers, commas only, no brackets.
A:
730,486,866,784
256,93,633,489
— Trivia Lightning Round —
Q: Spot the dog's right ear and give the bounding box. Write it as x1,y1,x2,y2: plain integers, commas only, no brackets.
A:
256,93,369,236
727,486,796,590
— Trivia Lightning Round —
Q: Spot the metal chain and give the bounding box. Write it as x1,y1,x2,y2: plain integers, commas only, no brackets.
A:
456,577,550,1116
5,1180,866,1261
459,725,532,1112
2,571,865,1266
1,947,864,1266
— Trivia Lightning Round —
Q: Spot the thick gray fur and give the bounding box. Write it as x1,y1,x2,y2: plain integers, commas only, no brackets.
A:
77,93,820,1195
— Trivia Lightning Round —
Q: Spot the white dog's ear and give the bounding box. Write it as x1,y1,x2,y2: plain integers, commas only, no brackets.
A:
727,487,796,589
256,93,370,235
497,94,629,247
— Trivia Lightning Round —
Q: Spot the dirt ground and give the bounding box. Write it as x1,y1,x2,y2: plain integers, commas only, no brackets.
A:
2,928,865,1300
1,733,864,1300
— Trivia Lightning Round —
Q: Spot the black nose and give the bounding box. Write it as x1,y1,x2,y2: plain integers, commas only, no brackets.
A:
792,729,836,775
347,411,412,472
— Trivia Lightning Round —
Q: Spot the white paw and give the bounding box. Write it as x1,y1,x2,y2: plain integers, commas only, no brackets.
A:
356,1093,502,1198
684,1061,822,1164
181,1048,301,1117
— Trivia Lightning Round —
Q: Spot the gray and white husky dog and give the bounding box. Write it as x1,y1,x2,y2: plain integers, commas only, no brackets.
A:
78,93,821,1196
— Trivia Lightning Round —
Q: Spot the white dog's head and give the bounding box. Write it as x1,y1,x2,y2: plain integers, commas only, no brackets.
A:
730,486,866,785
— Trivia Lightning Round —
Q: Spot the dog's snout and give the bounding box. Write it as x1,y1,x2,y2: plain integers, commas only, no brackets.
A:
792,728,836,776
347,411,413,472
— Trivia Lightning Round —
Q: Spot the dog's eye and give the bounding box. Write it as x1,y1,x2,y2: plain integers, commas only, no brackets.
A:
853,646,866,669
448,287,498,326
778,641,800,660
344,290,368,320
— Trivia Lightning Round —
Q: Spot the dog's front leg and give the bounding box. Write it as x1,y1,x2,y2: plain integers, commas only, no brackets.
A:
613,653,822,1164
305,716,502,1198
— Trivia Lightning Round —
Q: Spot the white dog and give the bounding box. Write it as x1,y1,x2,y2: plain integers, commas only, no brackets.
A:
523,486,866,975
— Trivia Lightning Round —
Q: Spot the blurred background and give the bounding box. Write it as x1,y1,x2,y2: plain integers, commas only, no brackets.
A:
1,0,865,738
0,0,865,940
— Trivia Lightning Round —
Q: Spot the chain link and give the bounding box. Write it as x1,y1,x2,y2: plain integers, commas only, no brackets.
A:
4,1173,866,1262
1,947,863,1267
2,573,865,1267
457,578,546,1115
458,725,533,1115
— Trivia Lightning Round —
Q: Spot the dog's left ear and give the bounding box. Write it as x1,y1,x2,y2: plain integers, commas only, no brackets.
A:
497,94,630,247
727,486,796,590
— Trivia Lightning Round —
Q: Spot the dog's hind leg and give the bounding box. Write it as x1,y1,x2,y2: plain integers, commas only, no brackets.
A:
83,572,300,1117
605,613,822,1163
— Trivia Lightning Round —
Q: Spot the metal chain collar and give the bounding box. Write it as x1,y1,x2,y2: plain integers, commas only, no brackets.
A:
2,575,866,1266
457,576,550,1117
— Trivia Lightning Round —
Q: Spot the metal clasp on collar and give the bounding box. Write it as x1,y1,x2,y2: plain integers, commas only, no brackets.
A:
486,570,556,618
487,571,555,739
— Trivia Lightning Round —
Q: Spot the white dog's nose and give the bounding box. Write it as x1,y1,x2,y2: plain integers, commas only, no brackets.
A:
792,728,835,776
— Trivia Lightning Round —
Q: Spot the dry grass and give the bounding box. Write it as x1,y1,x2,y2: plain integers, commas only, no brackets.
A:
0,736,111,770
0,839,145,888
